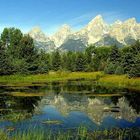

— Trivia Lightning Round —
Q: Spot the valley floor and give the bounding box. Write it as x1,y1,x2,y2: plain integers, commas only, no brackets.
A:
0,72,140,91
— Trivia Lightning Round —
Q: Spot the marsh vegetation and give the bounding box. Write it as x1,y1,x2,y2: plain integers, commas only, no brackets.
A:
0,80,140,139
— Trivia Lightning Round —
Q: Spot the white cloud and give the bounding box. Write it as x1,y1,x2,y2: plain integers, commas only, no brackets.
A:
67,11,126,30
68,12,97,27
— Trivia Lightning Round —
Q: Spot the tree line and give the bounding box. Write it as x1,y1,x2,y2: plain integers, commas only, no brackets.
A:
0,28,140,77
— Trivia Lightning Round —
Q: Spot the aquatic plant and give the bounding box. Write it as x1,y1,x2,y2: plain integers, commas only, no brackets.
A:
0,127,139,140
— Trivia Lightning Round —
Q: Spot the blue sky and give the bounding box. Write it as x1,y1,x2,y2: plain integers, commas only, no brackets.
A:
0,0,140,35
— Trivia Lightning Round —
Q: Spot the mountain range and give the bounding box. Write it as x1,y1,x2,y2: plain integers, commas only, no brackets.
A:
28,15,140,51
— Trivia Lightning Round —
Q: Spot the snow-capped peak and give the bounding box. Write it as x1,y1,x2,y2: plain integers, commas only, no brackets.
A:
90,15,103,22
29,26,50,42
124,18,137,24
59,24,71,31
28,15,140,50
79,15,109,44
29,26,42,33
51,24,72,47
88,15,105,27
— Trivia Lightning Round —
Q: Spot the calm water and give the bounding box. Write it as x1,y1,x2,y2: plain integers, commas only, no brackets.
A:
0,80,140,133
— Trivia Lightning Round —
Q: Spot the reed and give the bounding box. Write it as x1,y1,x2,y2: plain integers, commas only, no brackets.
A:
0,127,139,140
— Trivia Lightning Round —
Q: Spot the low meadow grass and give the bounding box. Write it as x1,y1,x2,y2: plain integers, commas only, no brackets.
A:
0,71,102,85
98,74,140,90
0,71,140,90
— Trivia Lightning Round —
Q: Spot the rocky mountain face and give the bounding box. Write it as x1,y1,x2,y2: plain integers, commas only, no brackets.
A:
28,27,55,51
50,24,72,48
28,15,140,51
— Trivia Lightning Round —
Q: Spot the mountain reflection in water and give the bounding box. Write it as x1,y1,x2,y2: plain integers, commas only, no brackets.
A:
35,94,140,125
0,81,140,131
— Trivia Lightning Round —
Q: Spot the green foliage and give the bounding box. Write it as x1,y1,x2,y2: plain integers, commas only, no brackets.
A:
61,51,76,71
115,66,124,75
85,45,95,64
75,52,86,71
0,27,140,77
1,28,23,58
51,50,61,71
85,45,111,71
10,58,28,74
104,62,116,74
128,54,140,77
108,45,120,63
0,41,13,75
120,41,140,77
37,51,50,73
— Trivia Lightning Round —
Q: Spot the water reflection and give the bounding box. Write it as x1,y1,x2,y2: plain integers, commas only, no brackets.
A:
0,94,41,122
0,81,139,130
34,94,140,125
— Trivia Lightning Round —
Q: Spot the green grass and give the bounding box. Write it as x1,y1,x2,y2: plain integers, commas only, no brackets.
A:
0,71,103,86
0,71,140,90
0,127,139,140
98,74,140,90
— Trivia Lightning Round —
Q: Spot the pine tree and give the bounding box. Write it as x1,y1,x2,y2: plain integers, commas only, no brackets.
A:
128,54,140,77
115,66,124,75
37,50,50,73
65,51,76,71
1,28,23,58
19,35,39,74
104,62,116,74
51,50,61,71
75,52,86,71
0,41,13,75
108,45,120,63
85,45,95,71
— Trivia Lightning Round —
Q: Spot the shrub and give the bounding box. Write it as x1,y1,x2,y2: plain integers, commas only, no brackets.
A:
104,63,116,74
115,66,124,75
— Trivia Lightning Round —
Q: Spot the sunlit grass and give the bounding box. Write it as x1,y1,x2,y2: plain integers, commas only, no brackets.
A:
0,71,103,85
0,71,140,90
98,74,140,90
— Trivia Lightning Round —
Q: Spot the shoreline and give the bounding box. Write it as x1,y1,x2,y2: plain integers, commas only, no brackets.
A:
0,72,140,91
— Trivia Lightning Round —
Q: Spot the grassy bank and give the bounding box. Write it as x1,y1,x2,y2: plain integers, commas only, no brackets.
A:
0,71,140,90
0,72,103,86
0,127,139,140
98,74,140,90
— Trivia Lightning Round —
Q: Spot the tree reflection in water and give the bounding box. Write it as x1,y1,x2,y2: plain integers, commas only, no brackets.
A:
0,81,139,128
